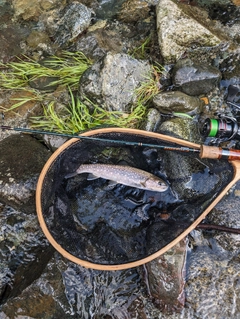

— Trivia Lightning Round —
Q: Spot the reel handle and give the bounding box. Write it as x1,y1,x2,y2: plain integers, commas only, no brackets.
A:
200,145,240,161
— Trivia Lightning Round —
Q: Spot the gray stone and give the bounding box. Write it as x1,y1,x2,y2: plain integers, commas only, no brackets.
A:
79,52,152,112
0,134,51,210
153,91,204,114
144,239,187,313
173,59,222,96
54,2,93,46
117,0,150,23
141,108,162,132
42,134,68,152
0,203,54,305
95,0,125,20
159,117,202,142
156,0,225,63
186,180,240,319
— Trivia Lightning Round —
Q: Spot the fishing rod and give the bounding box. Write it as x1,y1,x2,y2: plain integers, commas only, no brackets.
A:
0,124,200,154
2,124,240,161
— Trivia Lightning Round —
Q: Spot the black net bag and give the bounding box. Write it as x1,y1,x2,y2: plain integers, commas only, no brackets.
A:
36,128,238,270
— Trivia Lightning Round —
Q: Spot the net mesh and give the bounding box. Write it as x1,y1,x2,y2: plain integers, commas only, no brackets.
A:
40,132,234,265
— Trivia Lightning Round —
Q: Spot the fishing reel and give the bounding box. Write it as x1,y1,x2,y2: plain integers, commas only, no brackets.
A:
201,115,240,143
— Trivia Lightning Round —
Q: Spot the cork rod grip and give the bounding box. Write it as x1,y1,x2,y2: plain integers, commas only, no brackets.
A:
200,145,240,161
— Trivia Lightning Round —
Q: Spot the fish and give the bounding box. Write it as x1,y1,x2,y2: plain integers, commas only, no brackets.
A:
65,163,168,192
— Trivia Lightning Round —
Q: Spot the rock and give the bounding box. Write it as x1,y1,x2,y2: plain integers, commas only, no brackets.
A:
40,0,65,11
42,134,68,152
173,59,222,96
75,17,158,61
0,25,30,62
12,0,42,20
0,253,146,318
54,2,93,46
0,202,54,305
26,30,51,49
75,27,122,61
144,239,187,313
12,0,65,21
28,75,59,92
118,0,150,23
186,220,240,318
159,117,202,142
156,0,226,63
0,134,51,210
141,108,162,132
79,52,152,112
94,0,125,20
153,91,204,114
0,254,70,318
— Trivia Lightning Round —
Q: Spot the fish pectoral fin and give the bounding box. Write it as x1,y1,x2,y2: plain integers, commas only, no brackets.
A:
108,180,118,186
140,181,146,187
87,173,99,180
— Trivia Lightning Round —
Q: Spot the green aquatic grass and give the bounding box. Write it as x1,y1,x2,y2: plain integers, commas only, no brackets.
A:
130,36,151,60
0,51,92,91
135,63,166,105
0,51,164,133
31,89,147,134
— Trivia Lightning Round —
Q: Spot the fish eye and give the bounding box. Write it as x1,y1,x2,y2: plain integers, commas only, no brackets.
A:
158,181,164,186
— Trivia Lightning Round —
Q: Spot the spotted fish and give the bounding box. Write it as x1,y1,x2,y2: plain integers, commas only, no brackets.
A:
66,163,168,192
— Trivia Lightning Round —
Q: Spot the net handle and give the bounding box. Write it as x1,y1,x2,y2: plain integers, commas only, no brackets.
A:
36,128,240,270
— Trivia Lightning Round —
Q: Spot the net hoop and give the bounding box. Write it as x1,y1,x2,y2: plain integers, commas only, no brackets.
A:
36,128,240,270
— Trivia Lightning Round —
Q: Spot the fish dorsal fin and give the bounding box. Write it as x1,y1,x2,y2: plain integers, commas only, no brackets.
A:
87,173,99,181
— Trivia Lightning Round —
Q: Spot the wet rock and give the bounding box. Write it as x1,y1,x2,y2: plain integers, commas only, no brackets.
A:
220,52,240,80
94,0,125,20
0,134,51,210
0,253,146,318
141,108,162,132
42,134,68,152
173,59,222,96
74,17,158,61
26,30,51,50
40,0,65,11
0,253,68,318
29,76,59,92
12,0,42,20
143,239,187,313
118,0,150,23
0,203,54,305
153,91,204,114
13,0,65,21
54,2,93,46
159,117,219,201
186,225,240,318
208,2,240,26
207,179,240,253
156,0,226,63
62,265,142,318
0,1,14,25
75,26,122,60
159,117,202,142
184,179,240,319
0,25,30,62
79,52,152,112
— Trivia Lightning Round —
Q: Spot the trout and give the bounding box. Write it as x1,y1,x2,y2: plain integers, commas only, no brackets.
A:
66,163,168,192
